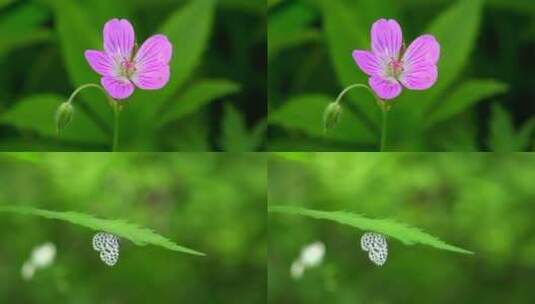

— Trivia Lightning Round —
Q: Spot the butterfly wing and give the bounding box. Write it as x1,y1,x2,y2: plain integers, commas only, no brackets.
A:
93,232,120,266
360,232,388,266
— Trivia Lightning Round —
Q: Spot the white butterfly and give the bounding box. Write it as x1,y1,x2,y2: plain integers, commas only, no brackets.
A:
92,232,120,266
360,232,388,266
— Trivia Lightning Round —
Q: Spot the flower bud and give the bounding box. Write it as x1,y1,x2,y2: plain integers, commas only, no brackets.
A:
323,102,341,131
55,102,74,134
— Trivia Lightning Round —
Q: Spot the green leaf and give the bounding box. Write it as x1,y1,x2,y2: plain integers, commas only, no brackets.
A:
426,79,508,126
269,94,376,144
413,0,484,112
45,0,113,129
131,0,216,122
268,2,318,57
489,104,534,152
270,205,474,255
0,94,107,144
220,103,265,152
0,2,52,57
159,79,240,127
0,205,205,256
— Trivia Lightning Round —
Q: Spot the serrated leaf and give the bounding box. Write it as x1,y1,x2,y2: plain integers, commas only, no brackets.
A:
0,94,107,144
269,94,376,144
159,79,240,127
426,79,508,126
0,205,205,256
270,205,473,255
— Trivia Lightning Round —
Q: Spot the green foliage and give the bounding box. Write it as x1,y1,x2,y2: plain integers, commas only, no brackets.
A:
0,153,266,303
270,94,376,145
160,79,240,127
0,0,264,151
268,0,532,151
489,103,535,151
426,79,508,126
220,103,266,151
270,205,473,254
0,94,107,144
0,205,205,255
269,153,535,303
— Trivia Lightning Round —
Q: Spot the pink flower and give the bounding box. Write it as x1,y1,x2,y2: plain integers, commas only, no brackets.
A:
352,18,440,100
84,19,172,100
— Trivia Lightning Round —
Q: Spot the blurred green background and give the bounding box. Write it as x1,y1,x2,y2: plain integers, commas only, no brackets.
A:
269,153,535,303
0,152,266,303
0,0,266,151
268,0,535,151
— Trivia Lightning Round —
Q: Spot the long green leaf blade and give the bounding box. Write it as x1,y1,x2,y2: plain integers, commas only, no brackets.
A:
426,79,508,126
270,205,473,255
0,206,205,256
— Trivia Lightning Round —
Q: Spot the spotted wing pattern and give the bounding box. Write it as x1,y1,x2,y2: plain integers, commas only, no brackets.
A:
92,232,120,266
360,232,388,266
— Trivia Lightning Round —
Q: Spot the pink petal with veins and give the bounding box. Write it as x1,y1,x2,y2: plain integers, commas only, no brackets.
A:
132,35,172,90
84,50,115,77
369,75,402,100
101,76,134,100
371,19,403,60
352,50,381,76
103,19,135,60
400,35,440,90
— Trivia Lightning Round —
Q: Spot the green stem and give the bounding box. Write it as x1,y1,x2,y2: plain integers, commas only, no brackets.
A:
334,83,387,151
380,107,388,151
65,83,119,151
334,83,377,105
112,102,120,152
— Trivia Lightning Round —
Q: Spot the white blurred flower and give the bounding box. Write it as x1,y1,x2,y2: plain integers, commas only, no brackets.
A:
290,260,305,279
21,262,35,281
31,242,56,268
300,241,325,267
290,240,327,280
21,242,57,281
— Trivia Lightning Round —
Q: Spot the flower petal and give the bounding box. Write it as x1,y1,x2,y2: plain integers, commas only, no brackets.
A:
103,19,135,60
132,65,170,90
399,64,438,90
132,34,172,90
101,76,135,100
84,50,115,76
134,34,172,66
371,18,402,60
352,50,381,76
369,75,402,100
402,34,440,66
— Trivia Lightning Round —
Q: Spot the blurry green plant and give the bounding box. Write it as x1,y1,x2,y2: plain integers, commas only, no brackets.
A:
270,205,473,254
0,205,204,255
